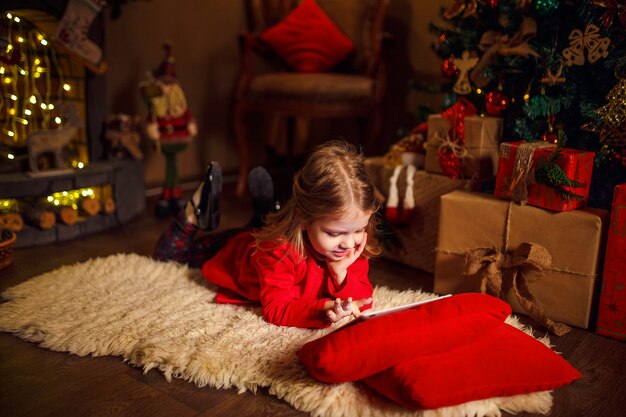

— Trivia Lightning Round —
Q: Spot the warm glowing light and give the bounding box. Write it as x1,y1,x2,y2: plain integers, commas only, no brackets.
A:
6,13,12,19
48,103,54,110
9,94,17,101
17,36,24,43
523,93,530,101
3,77,11,84
7,131,14,137
25,109,32,115
40,103,47,110
47,196,53,202
7,154,14,160
18,68,26,75
54,116,62,124
40,39,47,46
13,16,20,23
34,72,41,78
29,95,36,104
8,108,15,115
34,58,40,65
476,88,483,94
63,83,71,92
0,67,4,74
77,162,85,169
16,117,28,125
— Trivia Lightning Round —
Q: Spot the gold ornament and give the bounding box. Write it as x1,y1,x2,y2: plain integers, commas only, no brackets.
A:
583,69,626,148
562,24,610,66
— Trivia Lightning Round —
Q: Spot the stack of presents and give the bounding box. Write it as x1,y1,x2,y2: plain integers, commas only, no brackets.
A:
366,99,625,340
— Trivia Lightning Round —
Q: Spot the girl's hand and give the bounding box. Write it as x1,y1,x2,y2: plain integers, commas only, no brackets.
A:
325,296,373,323
327,233,367,287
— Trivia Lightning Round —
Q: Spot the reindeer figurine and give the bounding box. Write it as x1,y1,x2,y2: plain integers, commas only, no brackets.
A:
27,103,82,172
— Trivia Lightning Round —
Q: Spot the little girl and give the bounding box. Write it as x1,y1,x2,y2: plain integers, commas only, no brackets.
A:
154,140,381,328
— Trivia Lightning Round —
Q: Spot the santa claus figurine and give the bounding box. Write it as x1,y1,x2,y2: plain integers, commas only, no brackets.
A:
140,41,197,217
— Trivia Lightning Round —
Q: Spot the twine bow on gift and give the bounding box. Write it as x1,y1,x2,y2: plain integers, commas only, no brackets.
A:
504,141,554,205
432,131,476,179
471,17,540,88
464,242,572,336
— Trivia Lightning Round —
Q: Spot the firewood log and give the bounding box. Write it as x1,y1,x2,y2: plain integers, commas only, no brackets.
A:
43,204,78,226
0,211,24,232
101,197,116,214
19,202,56,230
79,198,101,216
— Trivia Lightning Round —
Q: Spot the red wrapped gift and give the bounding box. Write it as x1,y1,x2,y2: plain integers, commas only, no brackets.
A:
596,184,626,341
494,141,594,212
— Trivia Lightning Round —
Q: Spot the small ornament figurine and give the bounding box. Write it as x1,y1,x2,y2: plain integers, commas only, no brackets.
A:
140,41,198,217
452,51,478,95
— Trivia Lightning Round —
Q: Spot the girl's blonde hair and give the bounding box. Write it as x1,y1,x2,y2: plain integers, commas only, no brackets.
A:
253,139,382,260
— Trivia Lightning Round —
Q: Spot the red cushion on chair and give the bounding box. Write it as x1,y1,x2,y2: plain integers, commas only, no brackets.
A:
297,293,511,383
260,0,354,73
363,323,581,410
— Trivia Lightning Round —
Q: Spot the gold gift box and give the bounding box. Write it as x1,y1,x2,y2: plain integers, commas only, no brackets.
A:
434,190,607,329
425,114,502,179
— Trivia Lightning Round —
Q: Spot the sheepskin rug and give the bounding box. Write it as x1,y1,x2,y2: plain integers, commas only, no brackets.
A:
0,253,554,417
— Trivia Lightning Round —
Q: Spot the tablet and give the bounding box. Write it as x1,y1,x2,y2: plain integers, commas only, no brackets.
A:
360,294,453,319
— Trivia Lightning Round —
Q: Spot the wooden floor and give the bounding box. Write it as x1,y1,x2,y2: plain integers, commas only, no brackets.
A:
1,184,625,417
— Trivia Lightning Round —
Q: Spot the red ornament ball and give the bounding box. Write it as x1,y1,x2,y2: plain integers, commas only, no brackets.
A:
485,91,508,116
483,0,500,7
441,58,459,79
542,131,558,144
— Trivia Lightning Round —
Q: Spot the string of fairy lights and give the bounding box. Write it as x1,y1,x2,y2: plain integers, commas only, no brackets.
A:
1,12,73,149
0,13,102,219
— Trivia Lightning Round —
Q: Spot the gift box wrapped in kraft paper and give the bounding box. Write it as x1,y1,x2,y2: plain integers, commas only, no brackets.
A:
596,184,626,341
494,141,594,212
434,190,608,335
425,113,502,180
364,157,492,273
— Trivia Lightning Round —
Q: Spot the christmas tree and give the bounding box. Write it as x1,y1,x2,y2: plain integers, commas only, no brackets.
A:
427,0,626,208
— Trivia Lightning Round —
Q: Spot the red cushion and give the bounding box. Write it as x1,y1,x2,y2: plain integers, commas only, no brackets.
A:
363,323,581,410
297,293,511,383
260,0,354,73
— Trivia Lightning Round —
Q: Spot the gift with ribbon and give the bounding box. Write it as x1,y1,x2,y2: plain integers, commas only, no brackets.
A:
425,99,502,180
596,183,626,341
434,190,608,330
364,157,491,273
494,141,595,212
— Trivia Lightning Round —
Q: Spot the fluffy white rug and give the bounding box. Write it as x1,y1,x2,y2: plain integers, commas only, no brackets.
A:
0,253,554,417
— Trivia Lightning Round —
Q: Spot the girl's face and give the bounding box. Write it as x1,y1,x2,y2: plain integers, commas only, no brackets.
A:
304,206,371,261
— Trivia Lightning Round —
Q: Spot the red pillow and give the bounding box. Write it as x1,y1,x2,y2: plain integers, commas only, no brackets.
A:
363,323,581,410
260,0,354,73
297,293,511,383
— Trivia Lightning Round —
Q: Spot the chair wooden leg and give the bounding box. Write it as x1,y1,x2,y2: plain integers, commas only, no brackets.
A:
232,103,249,198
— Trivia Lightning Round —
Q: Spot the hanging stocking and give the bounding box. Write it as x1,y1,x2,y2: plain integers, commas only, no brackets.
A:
399,164,416,225
385,165,402,224
55,0,107,73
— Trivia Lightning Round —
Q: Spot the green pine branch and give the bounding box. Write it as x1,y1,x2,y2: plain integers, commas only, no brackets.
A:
534,130,586,200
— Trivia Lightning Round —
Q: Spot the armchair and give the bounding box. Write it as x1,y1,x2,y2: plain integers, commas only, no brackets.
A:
232,0,389,196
